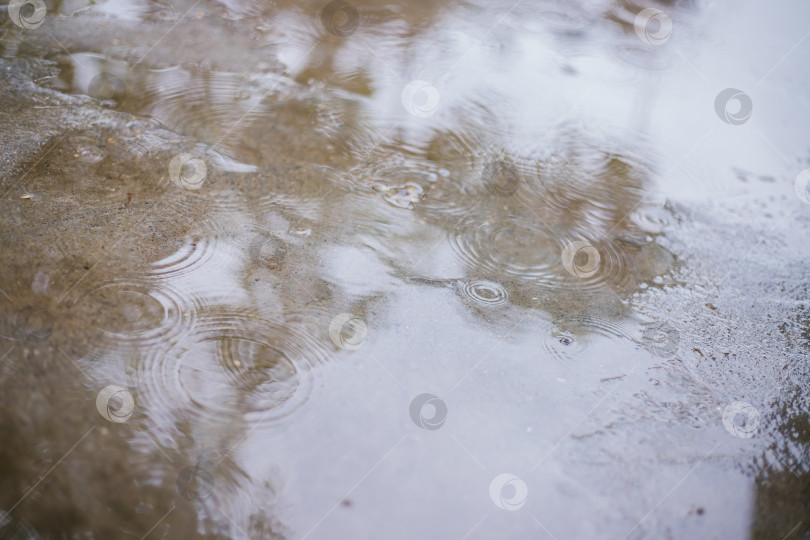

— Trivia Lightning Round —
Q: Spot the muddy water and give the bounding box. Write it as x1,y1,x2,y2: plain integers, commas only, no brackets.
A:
1,0,809,538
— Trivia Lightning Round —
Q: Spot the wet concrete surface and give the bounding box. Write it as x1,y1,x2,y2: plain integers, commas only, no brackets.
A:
1,0,809,538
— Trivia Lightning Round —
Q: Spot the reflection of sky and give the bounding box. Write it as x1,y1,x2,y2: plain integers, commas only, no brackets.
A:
258,0,810,215
652,2,810,205
149,238,246,304
219,2,809,534
82,0,155,20
56,0,810,210
21,0,810,537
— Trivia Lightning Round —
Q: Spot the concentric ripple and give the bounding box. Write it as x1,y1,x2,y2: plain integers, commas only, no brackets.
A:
604,3,679,74
516,147,651,237
540,315,635,370
136,309,327,430
137,68,270,159
148,237,218,280
210,221,289,268
449,218,565,283
628,193,672,235
73,278,193,347
461,280,509,305
418,154,537,219
349,156,439,197
540,330,589,370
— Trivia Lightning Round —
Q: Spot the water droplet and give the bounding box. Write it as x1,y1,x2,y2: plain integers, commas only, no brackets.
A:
461,280,508,305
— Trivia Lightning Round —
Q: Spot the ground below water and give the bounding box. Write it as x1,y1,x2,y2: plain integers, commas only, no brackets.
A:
1,0,809,539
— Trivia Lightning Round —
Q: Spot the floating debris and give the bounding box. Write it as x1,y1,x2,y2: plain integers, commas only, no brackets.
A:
118,192,132,210
376,182,423,209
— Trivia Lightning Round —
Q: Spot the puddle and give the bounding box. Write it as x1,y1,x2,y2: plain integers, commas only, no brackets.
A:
1,0,809,538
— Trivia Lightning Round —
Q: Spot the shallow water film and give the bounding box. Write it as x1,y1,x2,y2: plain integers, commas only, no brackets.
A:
1,0,809,538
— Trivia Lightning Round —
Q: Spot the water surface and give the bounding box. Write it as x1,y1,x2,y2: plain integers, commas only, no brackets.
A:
1,0,809,538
